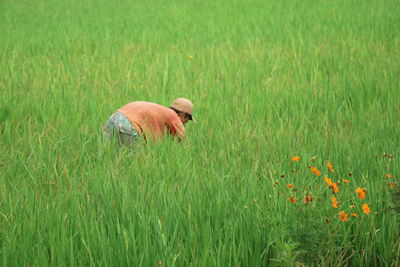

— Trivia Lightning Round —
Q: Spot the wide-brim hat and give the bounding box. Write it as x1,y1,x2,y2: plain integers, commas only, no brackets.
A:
171,98,196,122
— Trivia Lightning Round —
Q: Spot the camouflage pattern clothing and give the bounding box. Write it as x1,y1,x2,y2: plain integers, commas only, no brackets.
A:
104,112,140,146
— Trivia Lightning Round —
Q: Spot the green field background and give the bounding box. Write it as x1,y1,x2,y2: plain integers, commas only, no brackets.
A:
1,0,399,265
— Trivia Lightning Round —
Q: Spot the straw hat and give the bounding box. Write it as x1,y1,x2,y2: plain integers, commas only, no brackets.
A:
171,98,196,122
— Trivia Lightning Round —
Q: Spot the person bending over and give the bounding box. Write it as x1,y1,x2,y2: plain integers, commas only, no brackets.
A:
104,98,195,146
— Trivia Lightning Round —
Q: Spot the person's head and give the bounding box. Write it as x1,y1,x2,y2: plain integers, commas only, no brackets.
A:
170,98,196,125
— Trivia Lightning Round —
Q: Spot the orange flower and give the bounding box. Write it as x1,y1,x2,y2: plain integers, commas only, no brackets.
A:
304,195,314,204
356,187,367,200
331,183,339,193
286,184,294,188
388,183,396,188
362,204,371,214
325,177,333,185
351,213,358,218
292,156,300,161
287,196,297,203
386,174,393,178
331,196,338,209
338,211,349,222
343,179,351,183
327,161,335,173
325,177,339,193
310,167,321,176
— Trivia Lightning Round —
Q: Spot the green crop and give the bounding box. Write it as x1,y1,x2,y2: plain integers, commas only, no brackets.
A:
1,0,399,265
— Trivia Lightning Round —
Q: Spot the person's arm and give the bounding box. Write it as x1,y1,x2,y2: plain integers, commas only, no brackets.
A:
167,117,185,141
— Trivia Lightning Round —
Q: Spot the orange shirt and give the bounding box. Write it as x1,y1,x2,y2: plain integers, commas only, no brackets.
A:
118,101,185,141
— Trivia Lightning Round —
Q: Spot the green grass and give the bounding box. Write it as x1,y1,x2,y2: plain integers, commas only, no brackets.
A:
1,0,399,265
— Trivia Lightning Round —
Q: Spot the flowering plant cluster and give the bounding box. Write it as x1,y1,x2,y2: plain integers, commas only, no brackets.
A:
281,156,392,223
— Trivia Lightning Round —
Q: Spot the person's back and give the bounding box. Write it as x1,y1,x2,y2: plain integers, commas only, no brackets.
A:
118,101,184,141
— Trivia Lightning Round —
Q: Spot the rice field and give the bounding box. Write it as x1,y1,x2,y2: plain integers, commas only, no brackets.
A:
1,0,399,265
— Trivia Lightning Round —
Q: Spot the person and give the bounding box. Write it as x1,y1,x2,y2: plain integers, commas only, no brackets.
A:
104,98,195,145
